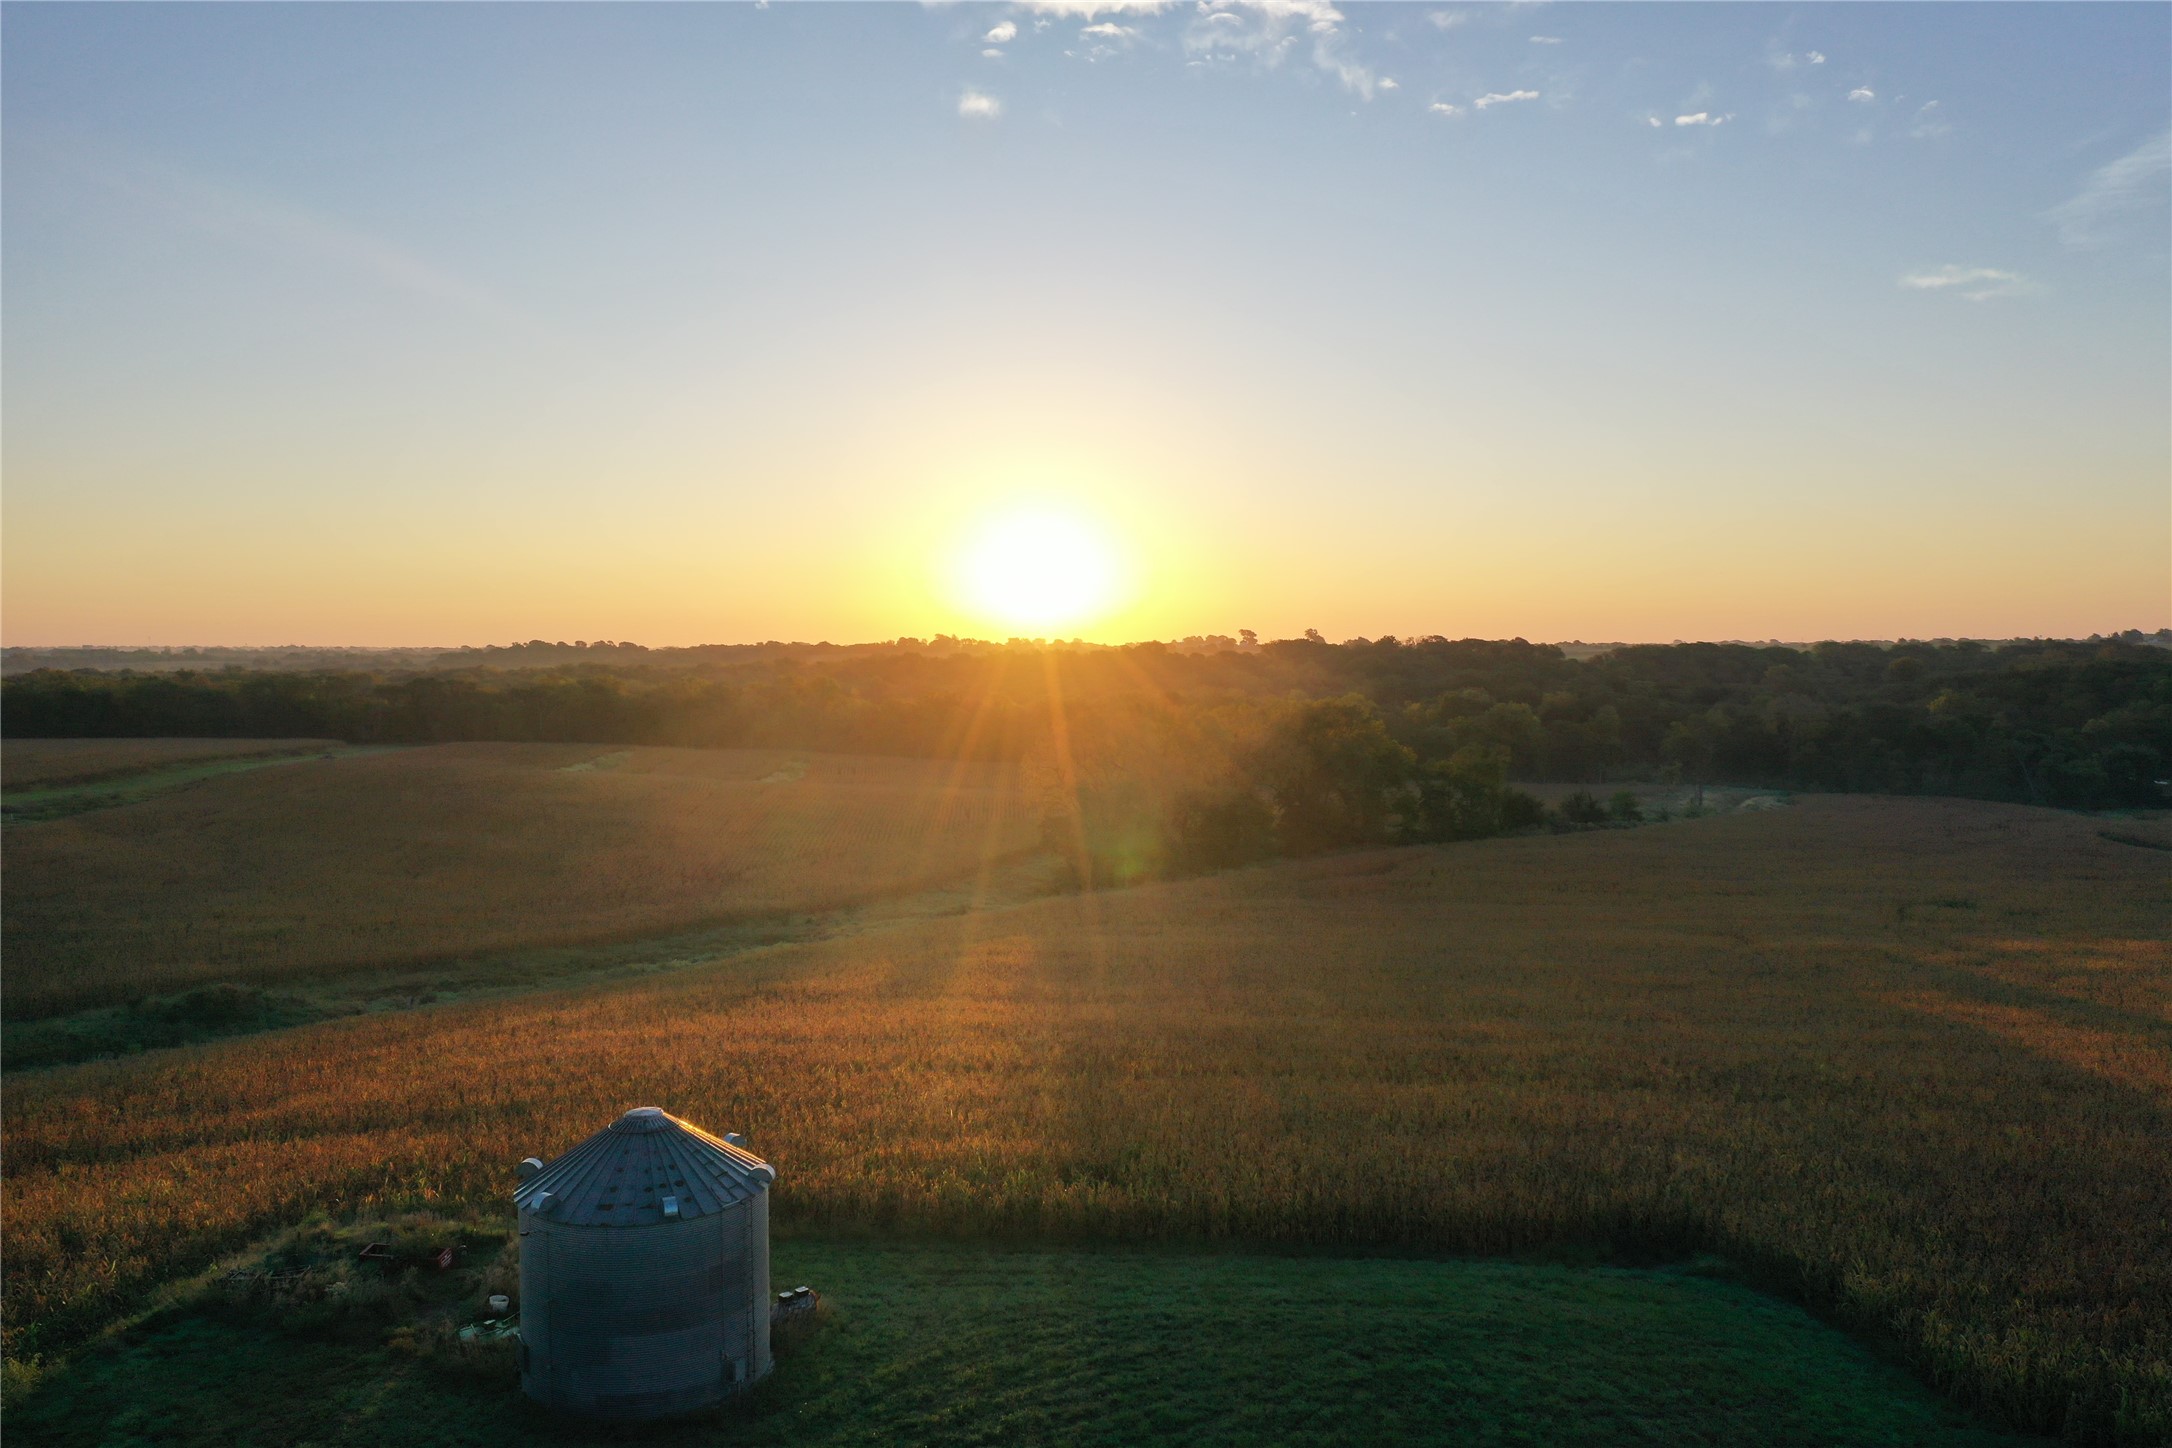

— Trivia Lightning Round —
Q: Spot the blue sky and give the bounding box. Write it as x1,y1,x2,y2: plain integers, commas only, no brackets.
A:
4,2,2166,645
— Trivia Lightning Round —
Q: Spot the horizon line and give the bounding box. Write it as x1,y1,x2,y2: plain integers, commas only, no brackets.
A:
6,629,2169,656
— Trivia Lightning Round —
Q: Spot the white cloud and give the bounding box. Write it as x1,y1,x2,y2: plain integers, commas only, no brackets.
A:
1806,50,1826,64
1378,77,1397,90
2045,129,2172,250
958,89,1002,118
983,47,1003,57
1314,53,1380,97
1430,101,1463,117
1909,100,1950,140
1529,35,1562,44
1647,116,1663,128
1767,46,1825,72
1080,21,1140,38
1900,265,2029,301
1675,112,1730,127
1186,0,1384,100
1014,0,1170,14
984,20,1017,42
1473,89,1539,109
1847,87,1875,103
1429,9,1471,29
1201,0,1343,25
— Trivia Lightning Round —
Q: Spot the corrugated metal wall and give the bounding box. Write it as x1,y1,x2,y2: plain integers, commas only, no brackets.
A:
748,1190,773,1382
518,1197,772,1419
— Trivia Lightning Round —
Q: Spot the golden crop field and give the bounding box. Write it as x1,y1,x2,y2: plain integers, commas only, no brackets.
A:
2,743,1037,1017
5,796,2165,1440
0,738,339,790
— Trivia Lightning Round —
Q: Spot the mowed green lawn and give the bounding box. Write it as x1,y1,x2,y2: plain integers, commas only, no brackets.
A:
11,1241,2032,1448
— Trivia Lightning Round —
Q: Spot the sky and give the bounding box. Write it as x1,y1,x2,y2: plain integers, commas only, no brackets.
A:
4,1,2167,647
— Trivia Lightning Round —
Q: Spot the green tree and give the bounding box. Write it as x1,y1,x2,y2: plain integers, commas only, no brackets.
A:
1168,787,1278,873
1251,697,1418,854
1557,788,1608,826
1662,713,1723,810
1408,744,1523,841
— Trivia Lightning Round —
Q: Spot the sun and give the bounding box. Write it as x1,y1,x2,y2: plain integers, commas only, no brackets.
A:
953,504,1125,633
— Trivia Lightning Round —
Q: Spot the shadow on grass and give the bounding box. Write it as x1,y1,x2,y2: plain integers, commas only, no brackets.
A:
8,1237,2043,1448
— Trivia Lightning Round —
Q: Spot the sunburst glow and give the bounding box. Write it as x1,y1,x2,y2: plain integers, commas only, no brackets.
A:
954,505,1124,633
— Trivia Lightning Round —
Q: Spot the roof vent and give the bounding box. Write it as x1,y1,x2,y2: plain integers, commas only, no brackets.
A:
724,1132,747,1147
517,1156,545,1182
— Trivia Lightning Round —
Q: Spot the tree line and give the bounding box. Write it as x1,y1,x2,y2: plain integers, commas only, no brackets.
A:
7,637,2165,877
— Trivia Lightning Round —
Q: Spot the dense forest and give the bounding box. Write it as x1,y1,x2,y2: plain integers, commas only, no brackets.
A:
7,636,2167,881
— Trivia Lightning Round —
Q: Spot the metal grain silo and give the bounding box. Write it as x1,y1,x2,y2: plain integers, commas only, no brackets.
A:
514,1106,775,1420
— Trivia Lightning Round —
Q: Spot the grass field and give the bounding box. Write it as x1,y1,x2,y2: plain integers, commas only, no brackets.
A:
0,738,341,790
1,744,399,827
2,743,1039,1018
5,795,2165,1440
0,852,1073,1072
9,1236,2037,1447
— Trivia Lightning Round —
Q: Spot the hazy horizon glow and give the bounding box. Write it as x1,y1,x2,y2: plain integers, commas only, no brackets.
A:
3,3,2167,648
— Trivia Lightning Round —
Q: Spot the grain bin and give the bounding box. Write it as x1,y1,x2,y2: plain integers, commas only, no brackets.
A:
514,1106,775,1420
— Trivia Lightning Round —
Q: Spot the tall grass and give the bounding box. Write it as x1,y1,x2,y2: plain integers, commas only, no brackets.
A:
2,743,1035,1016
4,797,2166,1440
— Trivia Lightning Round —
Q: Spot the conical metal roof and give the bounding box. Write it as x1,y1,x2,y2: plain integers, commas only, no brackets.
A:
514,1107,775,1227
